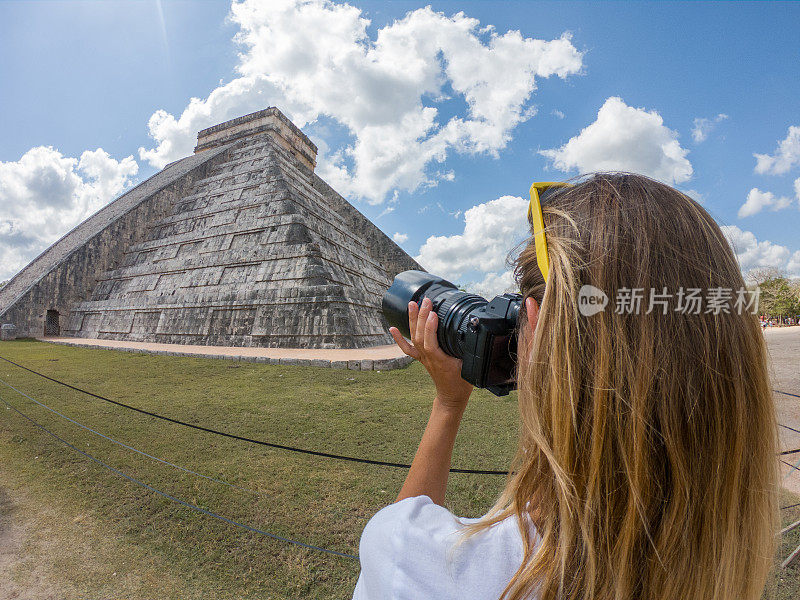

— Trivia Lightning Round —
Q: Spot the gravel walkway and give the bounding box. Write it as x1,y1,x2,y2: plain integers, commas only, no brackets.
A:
37,336,411,371
765,326,800,496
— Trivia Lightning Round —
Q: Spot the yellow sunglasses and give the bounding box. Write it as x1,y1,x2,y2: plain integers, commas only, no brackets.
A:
527,181,573,281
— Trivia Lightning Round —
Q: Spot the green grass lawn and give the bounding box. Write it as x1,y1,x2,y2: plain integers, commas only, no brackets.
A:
0,339,797,599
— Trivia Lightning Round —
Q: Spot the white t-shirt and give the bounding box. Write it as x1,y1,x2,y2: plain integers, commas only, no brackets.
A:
352,495,528,600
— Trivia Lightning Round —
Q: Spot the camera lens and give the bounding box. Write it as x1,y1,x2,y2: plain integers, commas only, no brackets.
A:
383,270,522,395
381,270,488,361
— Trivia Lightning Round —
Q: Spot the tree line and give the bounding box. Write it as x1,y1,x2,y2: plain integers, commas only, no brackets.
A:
748,268,800,322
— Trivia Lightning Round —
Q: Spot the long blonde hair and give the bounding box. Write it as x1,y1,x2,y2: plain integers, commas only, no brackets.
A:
467,173,779,600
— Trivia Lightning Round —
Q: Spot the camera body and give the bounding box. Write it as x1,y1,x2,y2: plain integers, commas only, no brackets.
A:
457,293,521,396
382,270,521,396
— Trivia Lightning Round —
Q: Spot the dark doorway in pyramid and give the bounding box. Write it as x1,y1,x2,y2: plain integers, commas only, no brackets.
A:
45,309,60,336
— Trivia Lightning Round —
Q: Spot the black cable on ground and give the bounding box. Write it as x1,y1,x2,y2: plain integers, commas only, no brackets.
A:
0,394,358,560
2,358,799,548
0,378,264,497
781,459,800,473
0,355,508,475
2,354,797,472
780,423,800,436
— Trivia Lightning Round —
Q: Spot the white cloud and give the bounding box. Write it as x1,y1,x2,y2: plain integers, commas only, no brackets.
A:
738,187,793,218
754,125,800,175
0,146,138,280
691,113,727,143
415,194,528,282
680,188,705,204
412,196,799,296
787,251,800,278
721,225,793,274
470,270,517,298
392,232,408,244
138,76,285,169
540,96,693,185
139,0,583,204
551,109,565,119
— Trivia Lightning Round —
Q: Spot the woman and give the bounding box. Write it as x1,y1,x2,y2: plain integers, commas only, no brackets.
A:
353,173,779,600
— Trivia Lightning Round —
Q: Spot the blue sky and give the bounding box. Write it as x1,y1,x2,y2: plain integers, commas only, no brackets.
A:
1,0,799,292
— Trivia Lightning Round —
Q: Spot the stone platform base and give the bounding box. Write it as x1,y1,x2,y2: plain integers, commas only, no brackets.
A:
37,337,413,371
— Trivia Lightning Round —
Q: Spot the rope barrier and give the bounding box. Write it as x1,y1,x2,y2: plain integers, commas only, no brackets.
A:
780,423,800,436
781,458,800,483
0,393,358,560
777,407,800,458
781,454,800,484
0,378,264,497
1,354,797,474
2,354,799,565
0,355,508,475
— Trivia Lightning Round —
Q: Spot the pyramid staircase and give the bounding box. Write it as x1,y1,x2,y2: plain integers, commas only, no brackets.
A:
61,115,411,349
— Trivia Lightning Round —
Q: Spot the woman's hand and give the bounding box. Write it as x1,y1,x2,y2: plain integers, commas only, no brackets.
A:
390,298,472,505
389,297,473,412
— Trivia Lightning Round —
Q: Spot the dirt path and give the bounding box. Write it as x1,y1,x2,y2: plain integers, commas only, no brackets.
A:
38,336,409,371
0,483,66,600
0,486,22,597
765,326,800,496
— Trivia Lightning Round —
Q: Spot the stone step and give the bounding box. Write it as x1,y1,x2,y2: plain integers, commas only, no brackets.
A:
70,291,378,313
102,249,388,290
92,262,386,304
65,296,389,343
125,214,383,271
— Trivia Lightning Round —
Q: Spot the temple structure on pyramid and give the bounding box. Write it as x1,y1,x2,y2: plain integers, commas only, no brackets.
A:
0,108,422,349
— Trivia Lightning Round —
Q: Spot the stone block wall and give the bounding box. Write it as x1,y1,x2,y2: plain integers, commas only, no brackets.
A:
311,175,424,280
0,145,233,338
61,133,401,348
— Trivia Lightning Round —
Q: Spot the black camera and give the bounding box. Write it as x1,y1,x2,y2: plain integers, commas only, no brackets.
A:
381,270,521,396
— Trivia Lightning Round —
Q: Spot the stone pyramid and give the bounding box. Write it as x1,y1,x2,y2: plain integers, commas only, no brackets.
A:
0,108,421,348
